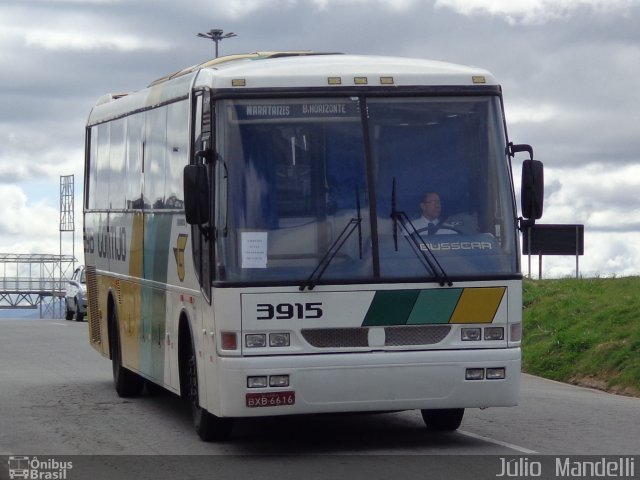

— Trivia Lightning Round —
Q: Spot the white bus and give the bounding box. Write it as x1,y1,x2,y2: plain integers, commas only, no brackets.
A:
84,52,544,441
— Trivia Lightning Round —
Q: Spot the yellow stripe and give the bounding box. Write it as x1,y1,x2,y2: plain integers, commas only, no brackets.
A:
120,212,144,370
449,287,506,324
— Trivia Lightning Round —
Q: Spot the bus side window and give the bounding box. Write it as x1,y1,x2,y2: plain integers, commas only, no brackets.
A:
109,118,126,209
166,100,189,209
95,123,110,210
125,113,144,209
144,107,167,209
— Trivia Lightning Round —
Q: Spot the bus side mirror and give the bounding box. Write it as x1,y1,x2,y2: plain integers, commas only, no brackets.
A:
184,164,210,225
521,159,544,220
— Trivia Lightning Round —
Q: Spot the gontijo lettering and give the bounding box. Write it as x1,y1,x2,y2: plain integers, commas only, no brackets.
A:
84,227,127,262
97,226,127,262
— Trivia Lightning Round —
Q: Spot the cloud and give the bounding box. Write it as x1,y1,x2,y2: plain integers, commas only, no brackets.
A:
21,29,171,52
0,183,82,257
505,102,561,124
0,125,84,184
178,0,421,20
0,185,58,237
435,0,635,25
309,0,416,11
0,0,639,278
542,164,640,230
0,4,173,53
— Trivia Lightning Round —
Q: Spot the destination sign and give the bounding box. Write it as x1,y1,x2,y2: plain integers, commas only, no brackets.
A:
233,101,360,121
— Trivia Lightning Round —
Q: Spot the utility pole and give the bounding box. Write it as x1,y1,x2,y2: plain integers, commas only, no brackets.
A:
196,29,237,58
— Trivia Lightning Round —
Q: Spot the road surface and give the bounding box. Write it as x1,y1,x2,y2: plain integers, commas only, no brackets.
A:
1,317,638,479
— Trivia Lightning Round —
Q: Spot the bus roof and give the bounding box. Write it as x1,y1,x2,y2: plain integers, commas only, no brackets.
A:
87,52,498,126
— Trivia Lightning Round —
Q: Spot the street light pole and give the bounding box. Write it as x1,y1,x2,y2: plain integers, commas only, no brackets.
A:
196,29,237,58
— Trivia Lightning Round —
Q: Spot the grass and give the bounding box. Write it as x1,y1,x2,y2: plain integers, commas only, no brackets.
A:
522,277,640,396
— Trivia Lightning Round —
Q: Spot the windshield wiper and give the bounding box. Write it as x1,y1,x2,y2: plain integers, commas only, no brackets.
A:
390,178,452,287
299,187,363,291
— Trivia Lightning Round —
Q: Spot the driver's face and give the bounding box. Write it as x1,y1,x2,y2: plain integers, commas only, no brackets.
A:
420,193,441,220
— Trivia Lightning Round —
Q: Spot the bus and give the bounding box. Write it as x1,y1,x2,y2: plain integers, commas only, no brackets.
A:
84,51,544,441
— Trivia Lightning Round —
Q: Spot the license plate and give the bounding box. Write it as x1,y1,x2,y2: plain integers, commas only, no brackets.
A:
246,391,295,408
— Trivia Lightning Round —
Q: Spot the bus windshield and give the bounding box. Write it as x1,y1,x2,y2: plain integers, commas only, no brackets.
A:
214,95,517,285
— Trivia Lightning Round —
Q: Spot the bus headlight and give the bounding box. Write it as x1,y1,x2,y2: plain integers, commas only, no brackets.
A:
465,368,485,380
486,368,506,380
461,328,482,341
247,376,268,388
269,333,290,347
269,375,290,387
484,327,504,341
245,334,266,348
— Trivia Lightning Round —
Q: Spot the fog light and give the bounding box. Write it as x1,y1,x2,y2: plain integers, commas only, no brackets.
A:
269,375,290,387
486,368,506,380
221,332,238,350
461,328,482,341
484,327,504,341
466,368,485,380
247,376,268,388
245,334,266,348
269,333,290,347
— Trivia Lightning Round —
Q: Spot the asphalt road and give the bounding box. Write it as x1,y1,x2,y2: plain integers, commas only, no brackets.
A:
1,316,638,479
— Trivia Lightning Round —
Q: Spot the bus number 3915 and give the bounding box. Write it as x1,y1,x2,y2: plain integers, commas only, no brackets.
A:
256,303,323,320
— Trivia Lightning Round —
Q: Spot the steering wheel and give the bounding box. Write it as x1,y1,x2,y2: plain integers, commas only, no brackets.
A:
414,224,463,236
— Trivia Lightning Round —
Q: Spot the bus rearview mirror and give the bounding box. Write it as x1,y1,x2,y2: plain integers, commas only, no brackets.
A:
521,159,544,220
184,164,210,225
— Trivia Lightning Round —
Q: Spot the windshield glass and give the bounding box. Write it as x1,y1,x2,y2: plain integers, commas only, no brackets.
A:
214,95,516,285
215,98,373,283
367,97,517,279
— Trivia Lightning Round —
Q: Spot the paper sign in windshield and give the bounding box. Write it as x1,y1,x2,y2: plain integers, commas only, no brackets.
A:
241,232,268,268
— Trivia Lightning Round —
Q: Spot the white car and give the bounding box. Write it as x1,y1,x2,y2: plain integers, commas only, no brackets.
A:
65,265,87,321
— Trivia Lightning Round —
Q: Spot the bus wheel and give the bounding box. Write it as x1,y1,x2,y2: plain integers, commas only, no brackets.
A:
110,307,144,397
421,408,465,431
184,340,232,442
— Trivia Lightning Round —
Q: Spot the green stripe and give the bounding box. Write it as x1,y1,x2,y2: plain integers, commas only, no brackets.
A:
362,290,419,326
140,213,173,381
143,213,173,283
407,288,463,324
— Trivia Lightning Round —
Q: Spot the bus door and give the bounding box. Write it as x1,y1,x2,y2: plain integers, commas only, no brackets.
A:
190,89,213,300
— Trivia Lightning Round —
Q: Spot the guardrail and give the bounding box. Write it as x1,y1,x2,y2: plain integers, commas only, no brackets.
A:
0,253,77,316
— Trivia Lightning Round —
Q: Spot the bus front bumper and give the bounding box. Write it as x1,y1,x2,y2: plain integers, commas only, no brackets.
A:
211,347,521,417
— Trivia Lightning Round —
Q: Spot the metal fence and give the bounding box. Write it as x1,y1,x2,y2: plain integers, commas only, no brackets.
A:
0,253,76,317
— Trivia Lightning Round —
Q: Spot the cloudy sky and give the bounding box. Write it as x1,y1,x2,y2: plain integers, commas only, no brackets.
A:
1,0,638,278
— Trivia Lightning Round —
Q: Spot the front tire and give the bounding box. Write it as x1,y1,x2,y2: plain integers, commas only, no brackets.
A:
182,334,232,441
75,297,84,322
110,305,144,397
65,300,74,320
421,408,465,431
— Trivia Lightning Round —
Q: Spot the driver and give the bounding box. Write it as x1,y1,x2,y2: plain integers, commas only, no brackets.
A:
413,192,459,235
